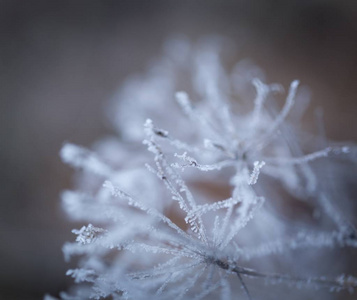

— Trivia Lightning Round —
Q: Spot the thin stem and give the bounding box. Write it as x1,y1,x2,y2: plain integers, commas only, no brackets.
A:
236,271,252,300
214,258,357,296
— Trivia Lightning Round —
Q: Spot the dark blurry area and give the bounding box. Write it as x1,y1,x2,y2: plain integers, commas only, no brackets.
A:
0,1,356,299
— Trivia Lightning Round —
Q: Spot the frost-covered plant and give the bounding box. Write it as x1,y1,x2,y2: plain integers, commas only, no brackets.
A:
52,37,357,300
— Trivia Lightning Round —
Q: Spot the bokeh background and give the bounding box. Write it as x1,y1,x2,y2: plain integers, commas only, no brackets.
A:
1,1,357,299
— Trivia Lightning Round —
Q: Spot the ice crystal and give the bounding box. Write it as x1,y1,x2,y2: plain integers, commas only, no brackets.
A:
72,224,106,245
55,37,357,300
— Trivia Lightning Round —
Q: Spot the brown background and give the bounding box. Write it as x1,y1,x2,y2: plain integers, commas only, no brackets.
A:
1,1,356,299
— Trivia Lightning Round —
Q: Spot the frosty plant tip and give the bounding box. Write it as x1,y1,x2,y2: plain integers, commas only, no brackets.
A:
52,38,357,300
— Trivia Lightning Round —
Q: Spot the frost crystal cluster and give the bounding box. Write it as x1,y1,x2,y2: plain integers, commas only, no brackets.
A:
54,38,357,300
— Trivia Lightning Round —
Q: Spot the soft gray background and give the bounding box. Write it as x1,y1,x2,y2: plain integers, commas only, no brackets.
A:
1,1,357,299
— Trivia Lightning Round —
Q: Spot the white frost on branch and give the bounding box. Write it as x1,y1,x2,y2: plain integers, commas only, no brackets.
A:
72,224,106,245
55,37,357,300
248,161,266,185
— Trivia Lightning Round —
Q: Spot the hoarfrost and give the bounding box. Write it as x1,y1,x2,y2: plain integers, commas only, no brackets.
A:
54,38,357,300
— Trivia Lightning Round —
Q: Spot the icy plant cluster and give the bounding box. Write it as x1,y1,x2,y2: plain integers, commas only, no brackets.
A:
54,38,357,300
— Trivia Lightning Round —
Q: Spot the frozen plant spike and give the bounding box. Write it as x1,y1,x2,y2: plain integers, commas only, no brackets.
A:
248,161,265,185
251,78,283,127
265,146,350,165
66,268,96,283
175,91,194,117
253,80,299,151
185,197,240,225
60,143,112,176
103,180,197,243
72,224,106,245
172,152,233,172
220,196,265,250
175,91,225,143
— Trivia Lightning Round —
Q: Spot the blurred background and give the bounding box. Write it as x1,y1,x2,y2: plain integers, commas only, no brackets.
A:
1,0,357,299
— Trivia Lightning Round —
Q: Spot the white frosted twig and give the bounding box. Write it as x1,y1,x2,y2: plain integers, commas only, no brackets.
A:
194,268,222,300
185,197,240,225
155,262,203,296
102,181,194,243
251,79,282,127
125,243,200,260
220,276,232,300
146,120,201,153
240,231,341,260
318,193,355,235
60,143,112,177
143,122,209,244
268,80,299,135
176,266,206,299
128,257,181,280
220,196,265,250
172,152,233,172
72,224,106,245
248,161,265,185
175,92,231,146
252,78,269,122
265,146,350,165
129,260,201,280
253,80,299,150
214,205,234,248
175,91,196,118
203,139,236,158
